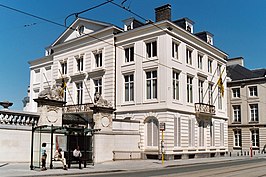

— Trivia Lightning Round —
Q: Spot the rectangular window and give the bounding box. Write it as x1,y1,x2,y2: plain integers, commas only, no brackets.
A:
76,82,83,105
174,117,181,147
125,47,134,62
172,41,179,60
217,64,222,76
61,61,67,75
208,59,212,73
186,48,192,65
124,74,134,101
146,41,157,58
95,52,102,68
232,88,240,98
208,83,213,105
198,54,203,69
251,129,259,147
147,119,158,147
188,118,195,147
250,104,259,122
218,87,222,109
249,86,258,97
76,56,84,72
146,70,157,99
94,78,102,95
210,121,215,147
187,76,193,103
198,80,204,103
173,71,179,100
233,105,241,123
199,121,205,147
234,129,242,147
220,122,224,146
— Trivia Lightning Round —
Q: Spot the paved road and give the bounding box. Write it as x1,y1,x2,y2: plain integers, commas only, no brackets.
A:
60,158,266,177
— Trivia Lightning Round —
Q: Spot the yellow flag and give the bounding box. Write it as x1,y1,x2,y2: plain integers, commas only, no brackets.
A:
217,75,224,97
60,78,66,97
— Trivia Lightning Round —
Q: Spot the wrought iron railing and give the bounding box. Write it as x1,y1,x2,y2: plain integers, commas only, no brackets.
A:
195,103,215,115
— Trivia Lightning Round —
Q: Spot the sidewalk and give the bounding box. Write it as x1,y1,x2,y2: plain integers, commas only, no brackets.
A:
0,155,264,177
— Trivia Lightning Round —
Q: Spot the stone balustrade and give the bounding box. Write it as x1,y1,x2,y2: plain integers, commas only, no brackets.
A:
0,109,39,126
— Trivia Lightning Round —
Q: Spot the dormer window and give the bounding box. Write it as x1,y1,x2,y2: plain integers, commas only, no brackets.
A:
78,25,85,35
186,23,193,33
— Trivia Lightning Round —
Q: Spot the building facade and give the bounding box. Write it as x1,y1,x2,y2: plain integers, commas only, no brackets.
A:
28,4,228,161
227,57,266,156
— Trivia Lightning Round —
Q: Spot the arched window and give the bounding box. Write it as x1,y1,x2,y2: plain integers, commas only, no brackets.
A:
145,117,159,147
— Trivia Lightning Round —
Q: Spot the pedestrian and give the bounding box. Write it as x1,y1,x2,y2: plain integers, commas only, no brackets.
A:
54,148,67,170
41,143,47,171
73,146,82,169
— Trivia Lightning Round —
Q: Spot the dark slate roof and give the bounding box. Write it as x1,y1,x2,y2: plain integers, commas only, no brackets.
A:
227,64,262,81
251,68,266,77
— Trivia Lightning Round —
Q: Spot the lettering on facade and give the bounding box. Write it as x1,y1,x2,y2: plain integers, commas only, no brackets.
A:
63,104,91,113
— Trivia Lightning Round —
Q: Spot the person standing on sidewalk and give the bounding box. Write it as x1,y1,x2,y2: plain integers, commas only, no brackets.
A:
41,143,47,171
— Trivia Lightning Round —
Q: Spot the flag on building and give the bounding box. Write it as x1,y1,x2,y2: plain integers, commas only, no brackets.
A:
217,74,224,97
60,78,66,97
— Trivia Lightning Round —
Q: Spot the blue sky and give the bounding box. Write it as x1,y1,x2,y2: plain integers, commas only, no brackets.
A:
0,0,265,110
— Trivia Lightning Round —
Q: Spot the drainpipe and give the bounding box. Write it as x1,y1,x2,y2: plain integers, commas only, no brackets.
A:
114,35,117,119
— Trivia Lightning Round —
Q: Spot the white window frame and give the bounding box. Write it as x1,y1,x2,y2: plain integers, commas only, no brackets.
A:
251,129,259,147
61,61,67,75
220,122,224,146
146,70,157,100
218,87,222,109
76,56,84,72
174,117,181,147
186,48,193,65
208,83,213,105
197,54,203,69
250,104,259,122
146,41,157,58
198,120,205,147
94,51,103,68
232,88,240,98
234,129,242,147
172,41,179,60
187,76,193,103
146,118,159,147
94,78,102,95
198,79,204,103
125,46,134,63
124,74,134,102
249,86,258,97
76,82,83,105
173,71,179,100
233,105,241,123
208,59,213,73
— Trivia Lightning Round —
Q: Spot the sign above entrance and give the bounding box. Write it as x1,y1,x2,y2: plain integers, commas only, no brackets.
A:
63,103,94,113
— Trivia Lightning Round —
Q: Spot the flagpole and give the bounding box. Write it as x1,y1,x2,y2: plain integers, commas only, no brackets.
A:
43,73,51,89
58,69,75,105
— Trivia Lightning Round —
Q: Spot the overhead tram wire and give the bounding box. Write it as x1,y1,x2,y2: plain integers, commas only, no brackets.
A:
64,0,114,26
1,1,245,104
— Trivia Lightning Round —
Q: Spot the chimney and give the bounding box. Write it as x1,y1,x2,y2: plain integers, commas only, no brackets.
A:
155,4,171,22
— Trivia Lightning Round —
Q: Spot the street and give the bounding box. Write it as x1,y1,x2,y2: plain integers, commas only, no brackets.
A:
63,158,266,177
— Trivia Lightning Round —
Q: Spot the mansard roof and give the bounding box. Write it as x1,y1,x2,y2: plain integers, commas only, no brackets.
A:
227,64,263,81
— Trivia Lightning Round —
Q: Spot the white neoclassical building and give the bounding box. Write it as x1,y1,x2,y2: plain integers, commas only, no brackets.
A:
27,4,228,161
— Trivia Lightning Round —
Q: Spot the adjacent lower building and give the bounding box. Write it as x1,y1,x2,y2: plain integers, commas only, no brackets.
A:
27,4,228,162
227,57,266,156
